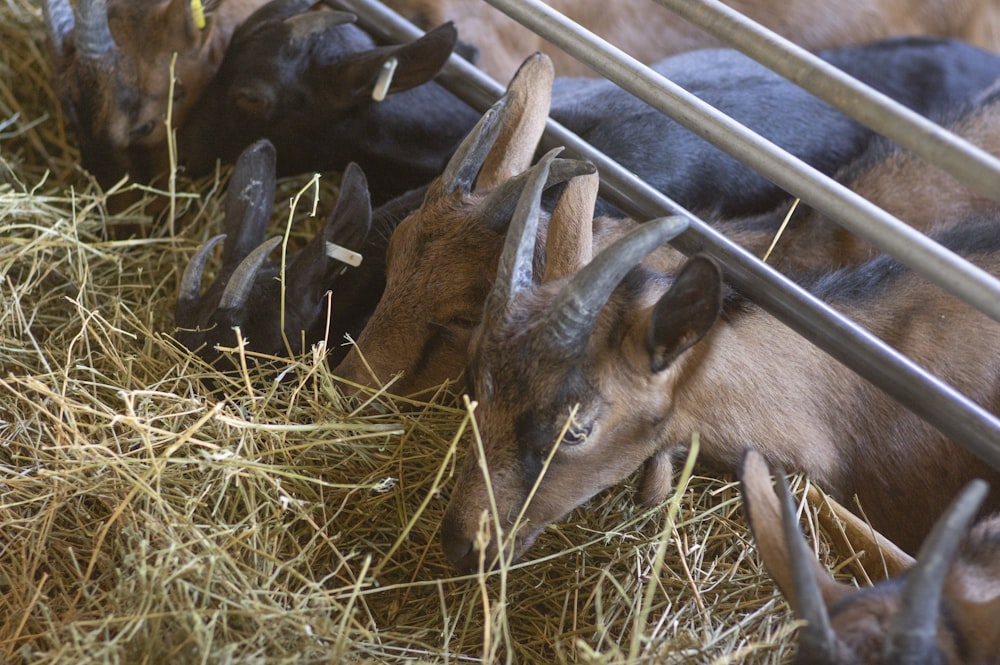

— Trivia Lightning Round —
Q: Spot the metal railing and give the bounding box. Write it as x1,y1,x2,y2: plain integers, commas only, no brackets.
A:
333,0,1000,470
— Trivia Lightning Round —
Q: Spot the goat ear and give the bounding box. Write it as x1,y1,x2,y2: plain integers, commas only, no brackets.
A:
286,162,372,305
646,255,723,373
477,52,554,190
543,171,599,283
739,450,850,609
222,140,277,267
328,23,457,104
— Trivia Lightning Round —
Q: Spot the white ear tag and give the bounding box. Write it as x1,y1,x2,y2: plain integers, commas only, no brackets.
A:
326,242,363,267
371,57,399,102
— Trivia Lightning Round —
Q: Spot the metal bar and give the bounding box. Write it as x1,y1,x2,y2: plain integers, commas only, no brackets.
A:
653,0,1000,204
480,0,1000,327
333,0,1000,469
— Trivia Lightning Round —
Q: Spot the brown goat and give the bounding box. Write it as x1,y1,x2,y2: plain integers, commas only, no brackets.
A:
743,87,1000,274
381,0,1000,80
333,52,594,394
42,0,268,191
436,147,1000,571
335,53,1000,397
740,449,1000,665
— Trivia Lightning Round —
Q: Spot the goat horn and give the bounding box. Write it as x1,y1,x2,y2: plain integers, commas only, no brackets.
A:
487,148,561,308
219,236,282,311
42,0,75,59
545,216,688,351
439,97,507,195
77,0,117,59
478,158,596,232
883,479,988,663
178,234,227,305
774,471,841,664
288,9,357,43
237,0,325,39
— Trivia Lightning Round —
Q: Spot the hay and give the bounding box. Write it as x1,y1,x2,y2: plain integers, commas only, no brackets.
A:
0,3,868,663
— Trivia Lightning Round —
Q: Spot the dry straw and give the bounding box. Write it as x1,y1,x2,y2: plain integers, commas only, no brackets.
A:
0,3,871,663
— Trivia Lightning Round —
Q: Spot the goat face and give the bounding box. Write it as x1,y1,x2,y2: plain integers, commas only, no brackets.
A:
739,450,998,665
439,151,714,572
175,140,376,374
178,0,458,183
43,0,240,191
333,52,574,395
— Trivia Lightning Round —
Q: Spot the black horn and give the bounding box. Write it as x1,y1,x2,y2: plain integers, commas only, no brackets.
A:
42,0,75,60
882,479,989,664
545,216,688,352
77,0,116,59
488,148,561,308
439,97,508,195
219,237,282,311
774,471,841,665
477,158,596,232
178,234,227,308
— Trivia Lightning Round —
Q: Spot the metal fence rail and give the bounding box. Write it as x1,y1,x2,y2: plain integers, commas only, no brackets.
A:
333,0,1000,470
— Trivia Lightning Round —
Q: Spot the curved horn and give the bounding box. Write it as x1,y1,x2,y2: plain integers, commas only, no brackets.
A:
774,471,841,665
439,97,507,195
883,479,988,663
234,0,327,42
178,234,227,306
545,216,689,351
287,9,357,43
487,148,561,308
42,0,75,60
219,236,282,311
477,158,597,232
77,0,116,59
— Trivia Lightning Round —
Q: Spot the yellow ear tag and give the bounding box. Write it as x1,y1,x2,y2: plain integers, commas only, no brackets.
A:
190,0,206,30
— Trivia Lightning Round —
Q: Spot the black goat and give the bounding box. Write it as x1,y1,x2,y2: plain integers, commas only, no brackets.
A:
178,0,1000,214
174,139,420,372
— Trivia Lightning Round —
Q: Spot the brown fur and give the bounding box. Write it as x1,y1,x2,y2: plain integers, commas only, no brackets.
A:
383,0,1000,80
741,450,1000,664
439,160,1000,570
757,94,1000,272
334,53,558,396
46,0,268,191
336,56,1000,399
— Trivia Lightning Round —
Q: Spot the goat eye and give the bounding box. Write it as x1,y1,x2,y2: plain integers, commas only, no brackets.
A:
130,120,155,140
561,419,591,446
234,87,275,119
447,315,478,330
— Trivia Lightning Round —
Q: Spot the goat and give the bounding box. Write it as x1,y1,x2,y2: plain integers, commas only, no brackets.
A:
740,449,1000,665
177,0,1000,208
42,0,268,197
749,85,1000,273
333,47,1000,395
380,0,1000,81
436,148,1000,572
174,139,419,372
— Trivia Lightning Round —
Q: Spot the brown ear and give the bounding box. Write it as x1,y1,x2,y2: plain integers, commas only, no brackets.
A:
478,52,555,190
646,255,723,373
740,451,842,604
543,170,599,283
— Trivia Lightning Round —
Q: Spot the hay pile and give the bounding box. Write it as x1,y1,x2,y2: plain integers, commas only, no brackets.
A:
0,2,864,662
